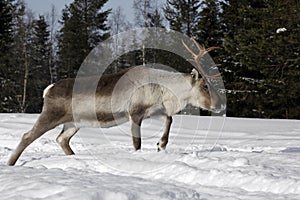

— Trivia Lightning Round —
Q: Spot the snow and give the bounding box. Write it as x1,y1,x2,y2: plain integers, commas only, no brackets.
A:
1,114,300,199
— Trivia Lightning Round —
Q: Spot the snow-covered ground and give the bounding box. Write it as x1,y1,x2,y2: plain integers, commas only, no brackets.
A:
0,114,299,200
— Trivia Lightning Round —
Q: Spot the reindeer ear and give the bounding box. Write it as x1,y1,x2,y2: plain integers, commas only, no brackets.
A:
191,69,199,80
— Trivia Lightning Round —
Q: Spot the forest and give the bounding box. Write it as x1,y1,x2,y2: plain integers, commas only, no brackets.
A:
0,0,299,119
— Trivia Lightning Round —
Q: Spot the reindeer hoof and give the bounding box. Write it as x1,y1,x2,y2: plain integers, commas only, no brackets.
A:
157,142,161,152
157,141,166,152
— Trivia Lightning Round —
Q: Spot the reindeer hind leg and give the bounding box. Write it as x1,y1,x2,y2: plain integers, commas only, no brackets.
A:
8,111,66,166
56,123,79,155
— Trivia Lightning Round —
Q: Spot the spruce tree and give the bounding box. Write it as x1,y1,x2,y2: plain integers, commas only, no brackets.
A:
0,0,15,112
27,15,52,113
164,0,201,37
197,0,222,47
163,0,201,73
0,0,14,55
220,0,300,118
220,0,252,117
256,0,300,118
57,0,110,79
144,4,166,66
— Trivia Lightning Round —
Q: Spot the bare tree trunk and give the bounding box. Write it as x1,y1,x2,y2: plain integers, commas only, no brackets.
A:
84,0,89,55
142,0,147,66
48,5,57,84
114,9,120,73
22,44,29,113
48,42,54,83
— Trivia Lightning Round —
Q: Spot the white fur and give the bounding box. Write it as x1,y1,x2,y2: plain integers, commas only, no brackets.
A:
43,84,54,98
111,67,194,116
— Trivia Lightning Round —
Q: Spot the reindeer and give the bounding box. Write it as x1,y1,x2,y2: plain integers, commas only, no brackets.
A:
8,38,224,166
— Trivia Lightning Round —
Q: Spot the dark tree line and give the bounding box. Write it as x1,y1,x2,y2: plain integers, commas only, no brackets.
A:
0,0,299,119
220,0,300,118
0,0,52,113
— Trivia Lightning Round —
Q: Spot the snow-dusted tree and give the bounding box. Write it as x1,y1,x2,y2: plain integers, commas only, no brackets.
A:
109,6,131,35
133,0,165,27
220,0,300,118
133,0,151,27
46,4,58,83
108,6,132,72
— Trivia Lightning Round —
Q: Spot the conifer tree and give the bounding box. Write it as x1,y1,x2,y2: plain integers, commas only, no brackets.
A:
197,0,222,47
0,0,14,58
220,0,250,117
163,0,202,73
256,0,300,118
57,0,110,79
27,15,52,113
146,8,165,28
220,0,300,118
0,0,15,111
164,0,201,37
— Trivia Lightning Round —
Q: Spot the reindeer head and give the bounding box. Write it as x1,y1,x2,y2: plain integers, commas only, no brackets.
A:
183,38,224,113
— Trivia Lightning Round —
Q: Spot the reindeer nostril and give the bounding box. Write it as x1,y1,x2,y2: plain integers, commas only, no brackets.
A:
210,104,226,113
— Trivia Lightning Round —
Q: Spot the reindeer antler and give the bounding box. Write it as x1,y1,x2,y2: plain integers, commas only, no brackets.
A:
182,37,221,79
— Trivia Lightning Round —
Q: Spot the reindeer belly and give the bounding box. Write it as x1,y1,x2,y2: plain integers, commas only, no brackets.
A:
77,95,129,128
96,111,129,128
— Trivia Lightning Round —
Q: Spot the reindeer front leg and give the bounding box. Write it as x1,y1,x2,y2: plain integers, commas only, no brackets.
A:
130,115,143,150
130,109,145,150
157,116,173,151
